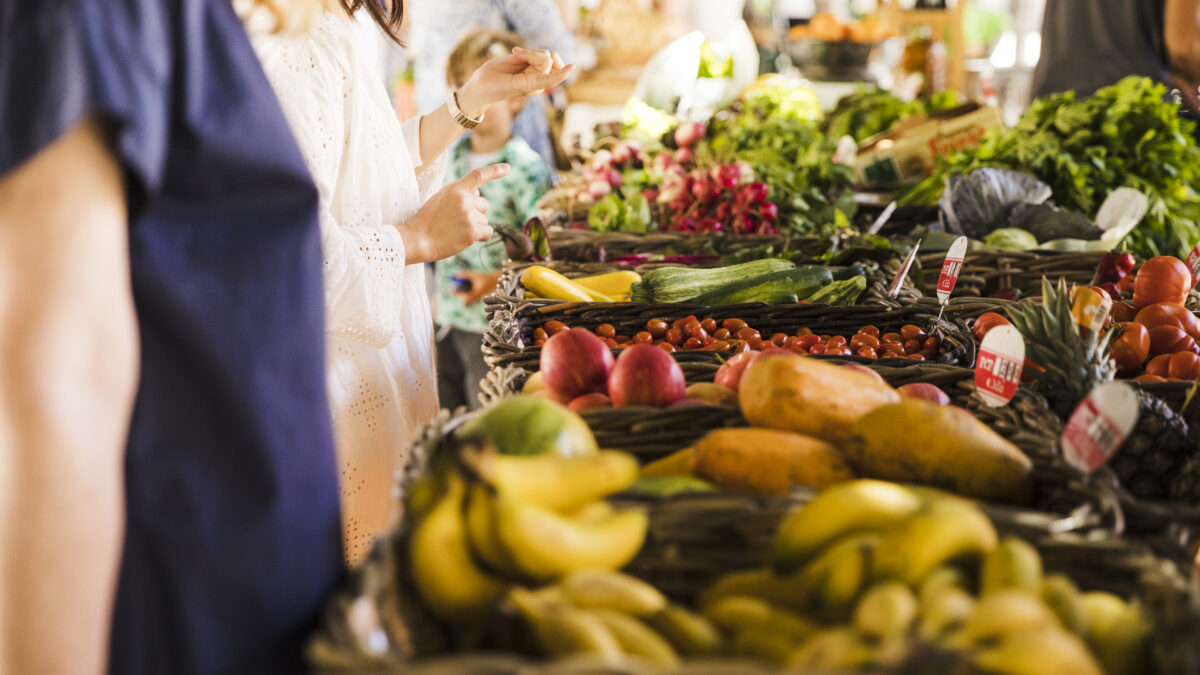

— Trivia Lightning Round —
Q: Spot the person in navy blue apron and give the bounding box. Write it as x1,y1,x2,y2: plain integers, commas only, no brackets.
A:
0,1,342,672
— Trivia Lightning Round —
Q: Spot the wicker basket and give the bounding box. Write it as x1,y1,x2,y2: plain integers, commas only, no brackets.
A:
917,250,1104,298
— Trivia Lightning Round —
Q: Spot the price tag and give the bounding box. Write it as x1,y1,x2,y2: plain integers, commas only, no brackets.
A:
868,201,898,236
888,239,921,298
975,325,1025,408
1070,286,1113,333
1061,382,1139,473
935,236,969,305
1187,241,1200,288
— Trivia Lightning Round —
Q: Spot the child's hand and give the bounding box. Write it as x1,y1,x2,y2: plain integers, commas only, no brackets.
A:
453,270,503,305
456,47,574,118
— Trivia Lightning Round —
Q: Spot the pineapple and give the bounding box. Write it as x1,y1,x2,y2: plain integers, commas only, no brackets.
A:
1005,278,1200,502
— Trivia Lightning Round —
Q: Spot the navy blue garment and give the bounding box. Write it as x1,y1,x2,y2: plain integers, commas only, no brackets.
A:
0,1,344,673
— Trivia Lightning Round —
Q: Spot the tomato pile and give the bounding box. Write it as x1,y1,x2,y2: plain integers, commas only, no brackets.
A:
532,317,943,361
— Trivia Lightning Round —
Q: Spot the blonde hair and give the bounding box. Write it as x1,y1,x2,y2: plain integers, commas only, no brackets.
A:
446,29,524,88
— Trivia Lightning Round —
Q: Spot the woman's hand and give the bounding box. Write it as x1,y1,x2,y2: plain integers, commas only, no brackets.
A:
453,270,503,305
456,47,574,119
401,163,509,265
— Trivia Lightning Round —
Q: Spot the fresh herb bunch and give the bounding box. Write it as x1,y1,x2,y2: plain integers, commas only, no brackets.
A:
822,86,963,142
902,77,1200,258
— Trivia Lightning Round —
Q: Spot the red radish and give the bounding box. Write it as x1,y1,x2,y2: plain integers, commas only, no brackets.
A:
541,328,613,399
674,122,706,148
714,351,763,393
591,149,613,167
743,182,769,204
674,147,694,165
608,344,686,407
568,392,612,412
897,383,951,405
611,143,633,164
760,202,779,220
604,169,623,186
587,180,612,198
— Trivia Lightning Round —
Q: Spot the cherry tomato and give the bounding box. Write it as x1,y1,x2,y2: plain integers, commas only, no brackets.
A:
808,343,828,355
905,354,926,361
1111,301,1138,323
771,333,789,346
634,331,654,344
858,325,880,337
704,340,731,352
722,318,748,332
827,335,848,348
713,328,732,340
826,347,850,356
544,320,568,335
666,328,684,346
882,332,903,345
699,318,717,333
533,327,548,341
1111,322,1150,377
880,348,905,359
900,325,926,340
658,342,677,353
673,315,697,330
595,324,615,339
904,339,923,353
1133,373,1167,382
850,334,880,350
919,349,938,361
689,325,709,341
646,319,669,338
602,337,619,348
737,327,762,341
922,336,940,351
727,339,751,354
795,327,814,337
796,335,822,349
683,337,703,350
534,338,546,347
745,338,764,351
1169,351,1200,380
857,347,878,359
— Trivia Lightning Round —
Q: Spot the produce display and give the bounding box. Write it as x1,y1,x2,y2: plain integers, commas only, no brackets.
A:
629,259,867,306
822,86,964,142
520,265,642,302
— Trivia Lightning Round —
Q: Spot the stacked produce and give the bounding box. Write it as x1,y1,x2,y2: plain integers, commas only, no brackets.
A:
520,265,642,303
629,259,866,306
694,480,1148,673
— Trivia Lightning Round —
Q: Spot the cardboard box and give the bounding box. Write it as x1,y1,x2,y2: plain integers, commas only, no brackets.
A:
854,103,1005,186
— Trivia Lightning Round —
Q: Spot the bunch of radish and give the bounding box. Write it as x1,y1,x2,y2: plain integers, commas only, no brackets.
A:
577,140,648,204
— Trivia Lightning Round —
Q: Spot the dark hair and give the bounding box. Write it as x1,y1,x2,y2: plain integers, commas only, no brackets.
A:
339,0,405,45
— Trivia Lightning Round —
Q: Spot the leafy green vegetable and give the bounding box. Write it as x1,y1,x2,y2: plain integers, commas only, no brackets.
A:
901,77,1200,258
620,97,678,148
587,193,654,233
984,227,1039,250
822,85,963,142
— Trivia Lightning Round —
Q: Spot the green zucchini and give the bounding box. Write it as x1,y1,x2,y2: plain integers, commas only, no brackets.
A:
690,267,833,306
630,259,795,303
831,265,869,281
806,276,868,306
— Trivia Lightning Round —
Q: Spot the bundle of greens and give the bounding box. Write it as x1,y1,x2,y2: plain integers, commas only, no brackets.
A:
901,77,1200,258
822,86,963,142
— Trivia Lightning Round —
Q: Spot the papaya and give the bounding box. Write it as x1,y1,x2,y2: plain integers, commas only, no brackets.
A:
738,354,899,443
641,446,697,478
693,428,857,496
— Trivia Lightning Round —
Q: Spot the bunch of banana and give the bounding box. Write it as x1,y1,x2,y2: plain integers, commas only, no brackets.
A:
406,449,649,625
693,480,1153,673
507,570,721,667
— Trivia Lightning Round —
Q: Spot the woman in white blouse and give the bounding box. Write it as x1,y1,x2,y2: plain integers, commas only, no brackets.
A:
244,0,571,564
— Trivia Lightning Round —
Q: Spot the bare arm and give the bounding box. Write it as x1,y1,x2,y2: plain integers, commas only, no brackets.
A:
0,118,138,673
1166,0,1200,98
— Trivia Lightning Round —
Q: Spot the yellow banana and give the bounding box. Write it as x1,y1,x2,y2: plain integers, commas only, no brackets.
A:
1080,592,1151,675
731,626,804,665
473,449,639,513
786,628,877,671
971,629,1103,675
464,484,521,576
773,480,922,574
917,566,970,607
644,604,723,656
1040,574,1088,636
917,586,975,642
700,567,810,614
407,475,507,624
702,595,773,633
980,536,1043,597
494,497,648,580
566,500,616,523
573,270,642,298
853,582,918,640
957,590,1061,646
872,497,998,586
589,609,680,667
531,610,623,662
796,533,878,621
559,569,667,616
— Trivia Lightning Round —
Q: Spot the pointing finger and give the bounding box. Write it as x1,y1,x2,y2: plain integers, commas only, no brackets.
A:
460,163,510,191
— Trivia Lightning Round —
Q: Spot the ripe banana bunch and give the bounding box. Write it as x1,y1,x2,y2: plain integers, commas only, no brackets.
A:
406,449,647,625
508,571,721,667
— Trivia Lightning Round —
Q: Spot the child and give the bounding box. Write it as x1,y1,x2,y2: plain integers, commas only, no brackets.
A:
435,30,555,410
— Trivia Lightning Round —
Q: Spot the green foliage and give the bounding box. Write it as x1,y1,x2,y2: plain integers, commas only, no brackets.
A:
587,193,654,233
821,86,963,142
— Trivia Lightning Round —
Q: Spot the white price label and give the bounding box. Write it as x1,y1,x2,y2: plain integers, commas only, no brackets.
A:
975,325,1025,408
1062,382,1139,473
888,239,921,298
935,236,969,306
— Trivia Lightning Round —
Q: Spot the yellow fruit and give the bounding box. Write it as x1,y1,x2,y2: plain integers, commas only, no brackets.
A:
407,475,507,624
702,595,773,632
796,534,878,621
590,609,679,667
1080,592,1151,675
559,569,667,616
522,265,606,302
473,449,638,512
1041,574,1088,635
738,354,900,443
918,566,970,607
464,484,521,576
844,399,1033,502
731,626,803,665
971,629,1103,675
853,582,918,640
573,270,642,298
640,446,697,479
700,567,811,614
917,586,975,642
980,536,1043,596
774,479,922,573
684,382,739,407
522,371,546,395
960,590,1061,645
530,608,623,662
494,497,648,581
693,428,857,496
873,496,998,587
787,628,876,671
644,605,723,656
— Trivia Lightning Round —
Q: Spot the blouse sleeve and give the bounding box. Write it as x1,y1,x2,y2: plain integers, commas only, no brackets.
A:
401,116,449,205
0,2,171,212
254,30,406,349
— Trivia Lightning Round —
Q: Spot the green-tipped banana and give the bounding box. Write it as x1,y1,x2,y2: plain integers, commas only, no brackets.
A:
773,480,922,573
971,629,1103,675
703,595,774,632
644,605,723,656
1081,592,1151,675
797,534,879,621
559,569,667,616
407,475,507,624
474,449,639,512
494,497,647,580
1041,574,1088,635
854,582,918,640
786,628,877,671
917,586,976,642
529,608,624,663
981,536,1043,596
589,609,679,667
872,497,998,586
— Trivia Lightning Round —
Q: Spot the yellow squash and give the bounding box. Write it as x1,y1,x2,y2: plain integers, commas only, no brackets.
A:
521,265,612,303
573,270,642,300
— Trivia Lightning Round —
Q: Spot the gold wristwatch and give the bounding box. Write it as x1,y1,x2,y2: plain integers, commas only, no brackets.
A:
446,90,484,129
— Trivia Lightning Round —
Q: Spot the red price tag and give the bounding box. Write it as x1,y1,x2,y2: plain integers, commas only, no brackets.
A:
888,239,921,298
1062,382,1139,473
975,325,1025,408
936,236,969,305
1187,241,1200,288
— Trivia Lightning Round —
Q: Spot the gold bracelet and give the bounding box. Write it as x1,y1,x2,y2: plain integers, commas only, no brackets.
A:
446,90,484,129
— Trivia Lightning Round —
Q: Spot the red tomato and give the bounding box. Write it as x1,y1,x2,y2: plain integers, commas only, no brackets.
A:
857,347,879,359
665,328,684,346
1146,353,1173,377
1116,275,1136,295
1133,256,1191,309
703,340,731,352
905,354,926,361
721,318,747,332
673,315,697,330
1134,302,1200,340
826,347,850,356
1111,301,1137,323
701,318,718,333
1132,373,1167,382
795,327,814,337
645,319,669,338
736,327,761,341
1149,325,1198,356
534,338,546,347
658,342,677,353
971,312,1012,342
727,339,751,354
900,325,927,340
881,332,903,345
922,336,940,351
689,325,709,341
904,339,923,353
634,331,654,344
683,337,703,350
771,333,788,346
858,325,881,337
918,349,939,361
713,328,731,340
1168,352,1200,380
808,343,828,355
1110,322,1151,377
850,334,880,350
880,346,905,359
544,320,569,335
533,327,549,341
